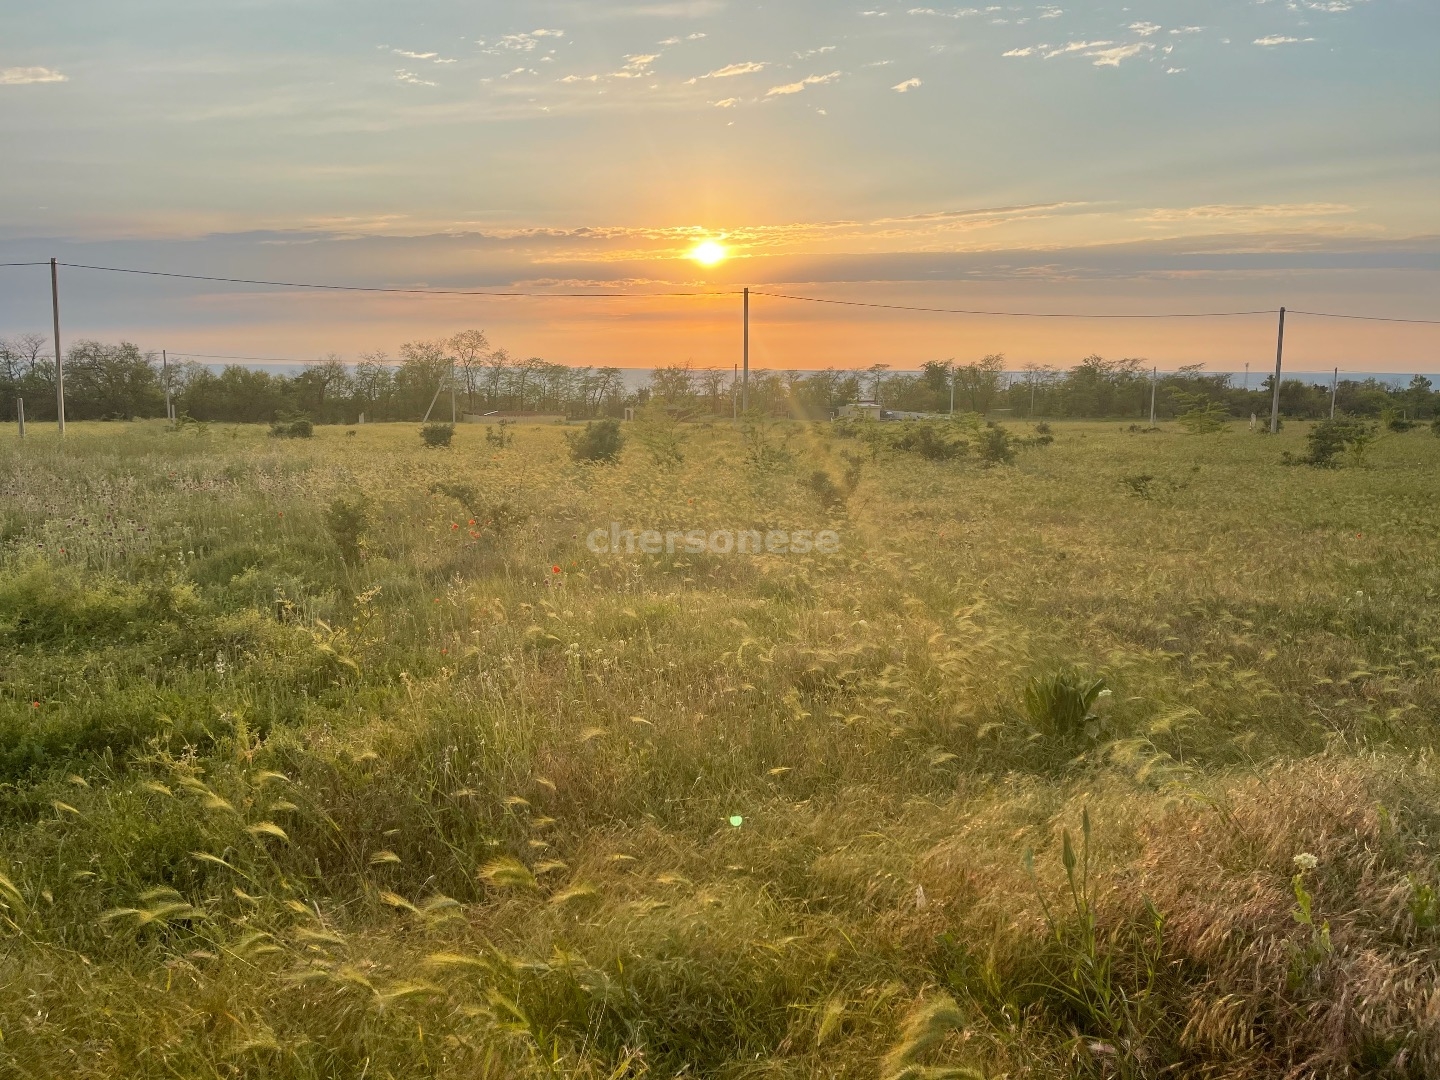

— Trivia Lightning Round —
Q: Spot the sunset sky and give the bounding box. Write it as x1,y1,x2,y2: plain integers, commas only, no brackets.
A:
1,0,1436,373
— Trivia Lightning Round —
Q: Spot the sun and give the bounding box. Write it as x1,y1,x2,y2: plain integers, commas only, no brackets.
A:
688,239,728,266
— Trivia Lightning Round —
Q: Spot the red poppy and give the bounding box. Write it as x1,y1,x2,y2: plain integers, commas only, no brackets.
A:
451,523,459,530
31,701,40,709
551,565,561,574
468,519,476,526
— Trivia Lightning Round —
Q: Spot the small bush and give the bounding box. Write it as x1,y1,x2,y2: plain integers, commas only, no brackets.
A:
1285,417,1375,468
889,421,967,462
1382,407,1416,433
269,415,313,439
1034,421,1053,435
804,469,847,511
325,494,369,565
420,422,455,448
976,423,1017,466
567,418,624,463
485,420,515,448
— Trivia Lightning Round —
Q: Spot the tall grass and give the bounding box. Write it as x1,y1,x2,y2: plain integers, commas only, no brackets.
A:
0,418,1437,1076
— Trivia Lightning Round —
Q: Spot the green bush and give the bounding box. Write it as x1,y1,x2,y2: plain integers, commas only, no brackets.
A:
325,494,369,565
567,418,624,463
976,423,1017,466
420,422,455,448
889,421,968,461
268,415,313,439
1286,417,1375,468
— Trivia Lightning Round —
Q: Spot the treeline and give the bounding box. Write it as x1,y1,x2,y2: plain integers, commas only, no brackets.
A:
2,331,1434,424
0,332,629,424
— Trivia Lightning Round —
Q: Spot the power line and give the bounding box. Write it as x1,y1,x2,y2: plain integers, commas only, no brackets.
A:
749,291,1279,319
6,258,1436,323
167,351,328,364
54,262,738,299
1288,309,1440,326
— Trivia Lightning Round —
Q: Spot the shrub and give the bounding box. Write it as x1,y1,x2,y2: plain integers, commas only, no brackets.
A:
420,422,455,448
889,421,967,462
804,469,847,511
567,418,624,463
1382,407,1416,433
485,420,515,448
1433,416,1440,437
269,415,313,439
1286,417,1375,468
632,406,687,465
976,423,1017,466
325,494,369,565
1034,421,1053,435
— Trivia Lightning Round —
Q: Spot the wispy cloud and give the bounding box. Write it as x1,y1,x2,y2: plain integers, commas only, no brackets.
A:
1254,35,1312,46
1141,203,1354,223
395,70,437,87
1002,47,1035,57
1128,22,1162,37
892,78,922,92
1087,42,1153,66
766,71,842,96
496,29,565,52
699,61,766,78
0,66,67,85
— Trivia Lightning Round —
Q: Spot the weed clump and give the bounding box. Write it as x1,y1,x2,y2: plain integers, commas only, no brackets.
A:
567,417,624,462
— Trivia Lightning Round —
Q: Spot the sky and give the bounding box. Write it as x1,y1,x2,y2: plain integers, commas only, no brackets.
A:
0,0,1436,373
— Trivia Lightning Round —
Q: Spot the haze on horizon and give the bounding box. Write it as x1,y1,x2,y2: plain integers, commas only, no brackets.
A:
1,0,1436,373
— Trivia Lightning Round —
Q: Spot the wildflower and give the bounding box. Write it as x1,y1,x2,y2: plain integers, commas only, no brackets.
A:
451,523,459,530
1293,852,1318,871
552,565,561,574
31,701,40,709
468,519,476,525
433,598,442,604
278,512,284,518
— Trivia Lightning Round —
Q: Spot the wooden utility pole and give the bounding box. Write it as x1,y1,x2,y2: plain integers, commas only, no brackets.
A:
1330,367,1338,419
741,287,750,414
51,258,64,434
16,398,24,437
1269,307,1286,435
1149,366,1157,426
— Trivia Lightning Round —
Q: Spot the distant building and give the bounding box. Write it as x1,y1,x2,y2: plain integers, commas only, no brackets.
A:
836,401,884,420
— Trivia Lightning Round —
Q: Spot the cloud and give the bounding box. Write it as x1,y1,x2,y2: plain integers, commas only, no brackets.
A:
766,71,842,96
1038,5,1063,17
1002,47,1035,57
395,70,437,86
907,7,980,16
1043,40,1112,58
700,61,766,78
0,66,67,85
892,78,922,92
1253,35,1312,46
1141,203,1354,223
1087,42,1153,66
612,53,660,77
498,29,565,52
1128,22,1162,37
713,97,739,107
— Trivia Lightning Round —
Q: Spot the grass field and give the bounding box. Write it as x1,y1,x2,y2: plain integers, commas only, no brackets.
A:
1,417,1438,1078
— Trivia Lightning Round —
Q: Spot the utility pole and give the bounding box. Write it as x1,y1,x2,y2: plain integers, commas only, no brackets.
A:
1149,366,1157,426
949,363,955,415
1243,362,1249,390
450,361,457,424
741,287,750,414
163,350,173,422
1330,367,1338,419
16,398,24,438
1269,307,1286,435
732,363,738,420
51,258,64,435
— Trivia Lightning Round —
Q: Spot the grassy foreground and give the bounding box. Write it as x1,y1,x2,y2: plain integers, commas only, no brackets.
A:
0,418,1438,1079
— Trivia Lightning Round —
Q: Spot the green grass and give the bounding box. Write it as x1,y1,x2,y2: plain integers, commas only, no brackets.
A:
0,417,1438,1078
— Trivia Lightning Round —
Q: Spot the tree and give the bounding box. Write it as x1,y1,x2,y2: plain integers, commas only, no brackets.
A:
450,329,490,412
954,354,1005,415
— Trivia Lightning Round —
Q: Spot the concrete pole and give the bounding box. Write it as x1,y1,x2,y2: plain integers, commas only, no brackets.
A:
1269,307,1286,435
51,258,64,435
741,287,750,414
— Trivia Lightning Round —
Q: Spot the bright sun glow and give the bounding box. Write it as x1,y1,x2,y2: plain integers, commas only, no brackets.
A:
689,240,728,266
